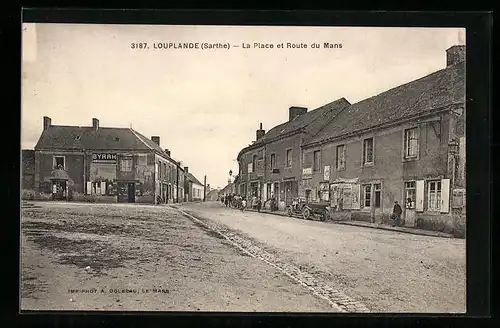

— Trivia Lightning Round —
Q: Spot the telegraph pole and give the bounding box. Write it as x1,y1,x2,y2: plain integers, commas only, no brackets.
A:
203,175,207,202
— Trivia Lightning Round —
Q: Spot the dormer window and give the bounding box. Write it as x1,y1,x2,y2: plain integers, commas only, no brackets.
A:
115,137,120,141
74,135,81,141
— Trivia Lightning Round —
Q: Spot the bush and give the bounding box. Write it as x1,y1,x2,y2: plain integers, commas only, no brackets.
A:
21,189,35,200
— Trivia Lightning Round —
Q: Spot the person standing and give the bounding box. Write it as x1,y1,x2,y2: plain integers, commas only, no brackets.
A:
391,201,403,227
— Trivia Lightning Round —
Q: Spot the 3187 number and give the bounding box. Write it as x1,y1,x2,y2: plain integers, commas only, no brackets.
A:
131,43,148,49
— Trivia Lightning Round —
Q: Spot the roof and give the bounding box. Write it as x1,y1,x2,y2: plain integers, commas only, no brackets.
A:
185,172,204,186
305,62,465,146
256,97,350,144
34,125,173,160
238,97,350,157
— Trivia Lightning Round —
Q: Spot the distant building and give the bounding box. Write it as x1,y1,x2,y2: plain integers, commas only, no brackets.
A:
30,117,185,204
183,167,204,201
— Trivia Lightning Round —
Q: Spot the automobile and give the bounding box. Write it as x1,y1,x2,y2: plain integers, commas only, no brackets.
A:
288,198,330,221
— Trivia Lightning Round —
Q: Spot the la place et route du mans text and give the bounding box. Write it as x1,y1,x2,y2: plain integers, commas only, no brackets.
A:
130,42,343,50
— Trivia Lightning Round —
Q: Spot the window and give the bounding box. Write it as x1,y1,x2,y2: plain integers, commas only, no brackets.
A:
270,153,276,169
313,150,321,172
374,184,381,207
428,180,442,211
286,149,292,167
336,144,346,170
404,127,419,158
53,156,65,170
120,157,133,172
363,138,374,164
252,155,257,172
163,163,167,180
363,184,371,208
404,181,416,209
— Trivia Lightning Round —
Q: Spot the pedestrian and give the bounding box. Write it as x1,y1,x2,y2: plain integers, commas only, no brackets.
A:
241,198,247,211
251,194,258,210
391,200,402,227
257,197,262,212
224,195,229,207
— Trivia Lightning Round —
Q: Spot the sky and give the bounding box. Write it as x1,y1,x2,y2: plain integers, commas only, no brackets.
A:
21,24,465,189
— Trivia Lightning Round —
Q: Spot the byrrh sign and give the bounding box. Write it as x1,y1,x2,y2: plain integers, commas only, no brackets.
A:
92,153,117,164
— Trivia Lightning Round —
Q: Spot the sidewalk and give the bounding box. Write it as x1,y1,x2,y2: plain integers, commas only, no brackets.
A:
232,206,455,239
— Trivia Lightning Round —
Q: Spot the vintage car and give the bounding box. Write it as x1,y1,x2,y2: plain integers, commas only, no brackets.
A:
287,198,331,221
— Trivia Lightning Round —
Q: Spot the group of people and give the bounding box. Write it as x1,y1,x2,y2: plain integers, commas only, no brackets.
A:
220,193,263,212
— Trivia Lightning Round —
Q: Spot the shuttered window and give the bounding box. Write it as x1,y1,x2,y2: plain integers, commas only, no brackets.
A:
428,180,442,211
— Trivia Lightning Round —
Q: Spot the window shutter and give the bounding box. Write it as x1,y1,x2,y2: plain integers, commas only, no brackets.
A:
101,181,106,195
440,178,450,213
416,180,424,212
351,184,361,209
86,182,92,195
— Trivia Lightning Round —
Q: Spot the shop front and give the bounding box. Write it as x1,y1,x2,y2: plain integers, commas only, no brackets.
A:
46,169,74,201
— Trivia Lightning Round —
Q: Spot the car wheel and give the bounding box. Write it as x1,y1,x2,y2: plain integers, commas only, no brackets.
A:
287,208,293,217
302,208,311,220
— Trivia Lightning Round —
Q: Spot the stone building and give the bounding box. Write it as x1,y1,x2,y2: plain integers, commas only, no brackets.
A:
183,167,205,202
31,117,185,204
236,99,350,210
301,45,466,234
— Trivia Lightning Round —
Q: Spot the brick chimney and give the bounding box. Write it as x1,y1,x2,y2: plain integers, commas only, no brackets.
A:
256,123,265,141
446,45,465,67
184,167,188,173
289,106,308,121
151,136,160,146
92,118,99,131
165,149,171,157
43,116,52,131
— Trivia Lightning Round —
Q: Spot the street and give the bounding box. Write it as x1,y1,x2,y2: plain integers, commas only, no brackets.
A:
21,201,466,313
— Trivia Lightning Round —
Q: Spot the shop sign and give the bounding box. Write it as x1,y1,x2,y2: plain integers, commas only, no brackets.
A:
92,153,117,164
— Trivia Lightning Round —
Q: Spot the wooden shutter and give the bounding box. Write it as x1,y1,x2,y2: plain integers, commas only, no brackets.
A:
86,182,92,195
101,181,107,195
351,184,361,209
416,180,424,212
440,178,450,213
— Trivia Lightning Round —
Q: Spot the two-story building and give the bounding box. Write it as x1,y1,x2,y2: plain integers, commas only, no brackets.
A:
301,45,466,233
236,98,350,210
31,116,185,204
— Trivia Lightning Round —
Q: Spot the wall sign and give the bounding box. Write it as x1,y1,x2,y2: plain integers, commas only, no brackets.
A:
92,153,117,164
324,165,331,181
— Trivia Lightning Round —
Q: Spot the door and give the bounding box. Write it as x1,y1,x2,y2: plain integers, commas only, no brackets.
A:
285,181,293,206
52,180,67,200
127,183,136,203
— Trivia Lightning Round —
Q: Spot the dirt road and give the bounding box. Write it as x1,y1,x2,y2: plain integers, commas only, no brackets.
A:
180,202,466,313
21,202,334,312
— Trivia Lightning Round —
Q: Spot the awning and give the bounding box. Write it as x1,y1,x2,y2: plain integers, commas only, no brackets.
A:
44,169,74,184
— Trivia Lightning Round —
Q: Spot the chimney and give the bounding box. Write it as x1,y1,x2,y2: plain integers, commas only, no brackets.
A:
165,149,171,157
151,136,160,146
289,106,308,121
184,167,188,173
446,45,465,67
43,116,52,131
256,122,266,141
92,118,99,131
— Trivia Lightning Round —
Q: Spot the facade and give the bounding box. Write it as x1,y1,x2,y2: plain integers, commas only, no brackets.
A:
183,167,205,202
22,150,35,191
30,117,186,204
236,99,350,210
219,181,236,198
301,45,465,233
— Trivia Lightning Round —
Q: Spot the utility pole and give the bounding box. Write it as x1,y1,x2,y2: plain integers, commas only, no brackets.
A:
203,175,207,202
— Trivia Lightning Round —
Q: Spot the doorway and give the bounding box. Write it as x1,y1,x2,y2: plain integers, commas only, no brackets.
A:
127,183,136,203
52,180,67,200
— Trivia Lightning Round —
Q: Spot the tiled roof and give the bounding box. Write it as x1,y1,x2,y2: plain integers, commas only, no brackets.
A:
185,172,204,186
255,97,351,145
305,62,465,146
34,125,170,159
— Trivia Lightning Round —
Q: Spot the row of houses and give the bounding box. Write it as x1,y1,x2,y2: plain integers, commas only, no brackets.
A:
235,45,466,234
21,117,207,204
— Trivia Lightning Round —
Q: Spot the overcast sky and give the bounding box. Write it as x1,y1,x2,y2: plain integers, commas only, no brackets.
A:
21,24,465,189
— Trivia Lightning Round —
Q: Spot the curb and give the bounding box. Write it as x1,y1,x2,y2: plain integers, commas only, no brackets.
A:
218,205,455,239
